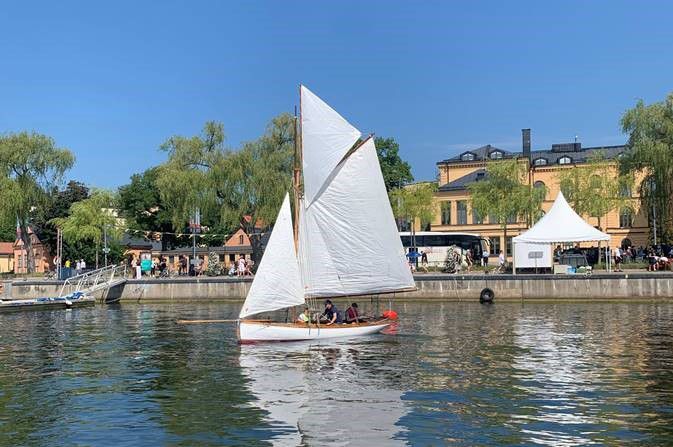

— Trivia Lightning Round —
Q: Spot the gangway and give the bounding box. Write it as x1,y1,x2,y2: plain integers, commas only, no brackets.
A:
59,264,128,303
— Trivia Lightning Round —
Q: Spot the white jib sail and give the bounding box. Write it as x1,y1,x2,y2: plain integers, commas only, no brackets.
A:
301,85,361,205
298,138,415,297
239,194,304,319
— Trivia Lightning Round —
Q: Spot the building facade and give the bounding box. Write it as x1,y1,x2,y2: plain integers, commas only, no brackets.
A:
430,130,649,258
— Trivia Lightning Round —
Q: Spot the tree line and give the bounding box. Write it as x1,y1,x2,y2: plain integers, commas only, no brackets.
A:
0,113,413,273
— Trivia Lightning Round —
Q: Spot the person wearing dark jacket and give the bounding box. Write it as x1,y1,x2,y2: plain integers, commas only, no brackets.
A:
322,300,342,324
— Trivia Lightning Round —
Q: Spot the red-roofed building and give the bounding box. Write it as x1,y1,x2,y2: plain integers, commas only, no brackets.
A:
13,229,53,274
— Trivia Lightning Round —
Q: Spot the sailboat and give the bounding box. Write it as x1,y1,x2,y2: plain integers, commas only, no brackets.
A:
238,86,415,342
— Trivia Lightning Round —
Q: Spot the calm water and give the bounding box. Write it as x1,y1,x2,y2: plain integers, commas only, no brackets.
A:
2,301,673,446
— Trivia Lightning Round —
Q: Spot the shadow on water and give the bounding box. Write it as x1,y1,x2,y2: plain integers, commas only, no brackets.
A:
2,301,673,446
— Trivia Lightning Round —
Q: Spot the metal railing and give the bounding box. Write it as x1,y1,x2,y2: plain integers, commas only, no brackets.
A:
59,264,128,299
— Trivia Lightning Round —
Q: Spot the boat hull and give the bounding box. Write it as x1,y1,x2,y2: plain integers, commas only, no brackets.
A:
239,319,391,343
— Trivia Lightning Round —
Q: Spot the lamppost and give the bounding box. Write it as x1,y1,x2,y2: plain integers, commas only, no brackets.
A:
103,224,110,267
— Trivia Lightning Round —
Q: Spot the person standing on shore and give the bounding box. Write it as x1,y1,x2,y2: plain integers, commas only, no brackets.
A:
482,248,489,267
80,259,86,273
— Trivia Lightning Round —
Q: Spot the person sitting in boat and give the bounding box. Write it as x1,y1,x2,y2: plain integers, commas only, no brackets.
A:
297,307,310,323
322,299,342,325
345,302,361,323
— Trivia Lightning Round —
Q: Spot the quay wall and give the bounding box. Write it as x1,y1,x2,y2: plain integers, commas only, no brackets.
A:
7,274,673,302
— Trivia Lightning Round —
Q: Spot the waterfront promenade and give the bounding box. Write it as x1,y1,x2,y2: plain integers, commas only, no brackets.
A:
5,271,673,302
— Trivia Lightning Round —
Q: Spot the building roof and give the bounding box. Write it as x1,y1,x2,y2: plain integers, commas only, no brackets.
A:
121,234,163,251
528,145,625,165
438,169,488,192
438,143,626,166
440,145,514,164
0,242,13,254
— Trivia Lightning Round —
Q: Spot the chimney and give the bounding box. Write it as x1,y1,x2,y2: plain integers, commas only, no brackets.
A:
522,128,531,159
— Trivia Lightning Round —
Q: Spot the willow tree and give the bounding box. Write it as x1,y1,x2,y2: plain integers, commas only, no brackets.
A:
211,113,295,264
557,152,632,230
0,132,74,272
51,190,120,268
156,115,294,264
620,92,673,243
390,182,438,250
469,159,545,251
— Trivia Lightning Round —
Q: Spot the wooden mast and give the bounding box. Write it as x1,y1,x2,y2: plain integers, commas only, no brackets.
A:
293,85,302,254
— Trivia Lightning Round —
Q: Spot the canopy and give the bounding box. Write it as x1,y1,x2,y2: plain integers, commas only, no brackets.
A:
513,191,610,244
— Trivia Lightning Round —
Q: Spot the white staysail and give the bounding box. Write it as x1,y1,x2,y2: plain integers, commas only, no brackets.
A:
239,194,303,319
301,85,361,204
298,138,415,297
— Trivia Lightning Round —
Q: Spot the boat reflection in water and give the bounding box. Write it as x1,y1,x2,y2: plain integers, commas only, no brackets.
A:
239,337,409,446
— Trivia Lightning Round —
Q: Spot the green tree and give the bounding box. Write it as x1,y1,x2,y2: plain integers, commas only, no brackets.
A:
390,182,438,251
468,159,545,251
375,136,413,191
0,132,75,272
0,214,15,242
32,180,90,261
620,92,673,243
211,114,294,264
557,153,632,230
118,167,181,250
156,115,295,264
51,190,120,268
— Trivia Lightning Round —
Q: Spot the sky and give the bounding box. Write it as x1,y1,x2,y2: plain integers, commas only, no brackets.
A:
1,0,672,188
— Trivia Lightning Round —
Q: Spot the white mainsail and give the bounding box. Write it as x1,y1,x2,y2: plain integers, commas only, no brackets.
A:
301,85,361,204
239,194,303,319
298,138,415,297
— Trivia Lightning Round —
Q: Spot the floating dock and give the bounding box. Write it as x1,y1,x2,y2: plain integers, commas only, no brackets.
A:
0,295,95,312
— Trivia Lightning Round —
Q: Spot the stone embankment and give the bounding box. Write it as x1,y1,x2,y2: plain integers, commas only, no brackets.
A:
6,273,673,302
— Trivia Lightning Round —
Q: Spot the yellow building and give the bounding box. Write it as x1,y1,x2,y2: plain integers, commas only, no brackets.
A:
430,130,649,258
0,242,14,273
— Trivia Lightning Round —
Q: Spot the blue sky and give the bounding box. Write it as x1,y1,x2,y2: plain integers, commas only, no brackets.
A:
1,1,672,187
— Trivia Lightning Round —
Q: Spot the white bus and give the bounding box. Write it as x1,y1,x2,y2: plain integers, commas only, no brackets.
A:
399,231,488,267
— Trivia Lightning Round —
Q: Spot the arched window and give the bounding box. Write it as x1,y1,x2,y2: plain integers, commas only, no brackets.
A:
489,150,503,159
619,208,634,228
534,180,545,190
558,156,572,165
621,238,632,249
461,153,475,161
533,158,547,166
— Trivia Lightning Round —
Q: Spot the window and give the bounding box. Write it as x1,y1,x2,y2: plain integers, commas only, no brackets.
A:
506,236,513,257
398,218,410,232
534,180,545,190
239,235,244,245
422,221,431,231
457,201,467,225
620,208,633,228
461,153,475,161
440,201,451,225
533,158,547,166
489,237,500,256
489,213,498,225
219,254,226,262
472,207,484,224
558,156,572,165
507,213,517,224
229,254,236,263
589,175,601,189
489,151,503,159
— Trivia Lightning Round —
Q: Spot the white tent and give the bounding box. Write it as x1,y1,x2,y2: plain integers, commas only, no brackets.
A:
513,191,610,272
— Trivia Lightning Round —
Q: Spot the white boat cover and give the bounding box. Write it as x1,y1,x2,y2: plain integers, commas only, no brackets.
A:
239,194,304,318
513,191,610,244
301,85,361,205
298,138,415,297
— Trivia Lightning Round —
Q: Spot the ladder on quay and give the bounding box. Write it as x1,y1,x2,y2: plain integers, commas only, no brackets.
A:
59,264,128,303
